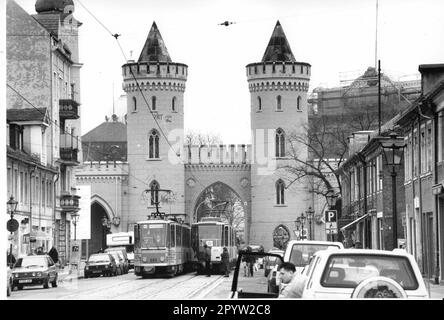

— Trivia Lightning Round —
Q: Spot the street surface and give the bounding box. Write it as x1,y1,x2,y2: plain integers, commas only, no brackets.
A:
8,271,231,300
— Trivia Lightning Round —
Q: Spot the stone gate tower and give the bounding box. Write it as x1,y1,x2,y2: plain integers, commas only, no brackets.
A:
122,22,187,223
246,21,311,249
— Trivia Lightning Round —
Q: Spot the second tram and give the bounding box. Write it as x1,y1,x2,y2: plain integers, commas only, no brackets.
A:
133,216,193,277
191,217,237,273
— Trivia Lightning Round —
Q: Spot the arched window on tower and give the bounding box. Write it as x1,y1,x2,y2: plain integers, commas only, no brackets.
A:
257,96,262,111
152,96,157,111
149,129,160,158
172,97,177,112
276,179,285,205
297,96,302,110
275,128,285,157
150,180,160,206
276,95,282,111
132,96,137,112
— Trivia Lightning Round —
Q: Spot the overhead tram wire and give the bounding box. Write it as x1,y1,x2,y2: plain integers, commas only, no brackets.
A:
74,0,209,191
6,83,154,192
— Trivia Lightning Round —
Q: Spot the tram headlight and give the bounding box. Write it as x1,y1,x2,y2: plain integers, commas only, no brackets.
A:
160,256,165,262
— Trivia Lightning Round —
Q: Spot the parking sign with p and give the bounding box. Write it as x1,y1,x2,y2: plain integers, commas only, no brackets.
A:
325,210,337,223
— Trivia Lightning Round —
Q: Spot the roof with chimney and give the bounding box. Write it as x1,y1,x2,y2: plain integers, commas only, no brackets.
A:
138,22,172,63
261,21,296,62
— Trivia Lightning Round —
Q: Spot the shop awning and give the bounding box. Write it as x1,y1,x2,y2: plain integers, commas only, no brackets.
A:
340,213,370,231
23,231,52,241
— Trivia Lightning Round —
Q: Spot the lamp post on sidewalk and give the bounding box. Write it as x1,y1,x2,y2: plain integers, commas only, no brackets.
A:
7,196,18,267
381,134,405,250
306,206,315,240
326,189,338,241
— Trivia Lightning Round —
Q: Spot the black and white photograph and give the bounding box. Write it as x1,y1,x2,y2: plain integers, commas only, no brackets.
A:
2,0,444,305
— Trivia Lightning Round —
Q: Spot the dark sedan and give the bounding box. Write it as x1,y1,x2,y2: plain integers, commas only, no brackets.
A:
12,255,58,290
84,253,118,278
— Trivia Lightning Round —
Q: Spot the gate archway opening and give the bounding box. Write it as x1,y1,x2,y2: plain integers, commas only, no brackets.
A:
88,201,111,256
194,182,245,245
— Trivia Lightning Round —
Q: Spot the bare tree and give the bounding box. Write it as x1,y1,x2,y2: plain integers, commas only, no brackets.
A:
185,130,223,146
280,116,348,199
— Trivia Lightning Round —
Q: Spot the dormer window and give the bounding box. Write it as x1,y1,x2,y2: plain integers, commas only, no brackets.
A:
9,124,23,150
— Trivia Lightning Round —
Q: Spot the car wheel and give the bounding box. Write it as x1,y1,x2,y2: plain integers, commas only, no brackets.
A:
51,276,58,288
43,278,49,289
351,276,407,299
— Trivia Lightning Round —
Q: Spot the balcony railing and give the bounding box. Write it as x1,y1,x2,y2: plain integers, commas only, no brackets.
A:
59,99,80,120
60,193,80,212
60,133,79,163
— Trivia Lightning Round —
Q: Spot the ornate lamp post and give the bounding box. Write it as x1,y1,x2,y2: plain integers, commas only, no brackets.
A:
71,212,80,241
306,206,315,240
381,134,405,249
7,196,18,267
326,189,338,241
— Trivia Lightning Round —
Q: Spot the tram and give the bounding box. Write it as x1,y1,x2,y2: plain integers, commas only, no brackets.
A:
191,217,238,273
133,214,193,277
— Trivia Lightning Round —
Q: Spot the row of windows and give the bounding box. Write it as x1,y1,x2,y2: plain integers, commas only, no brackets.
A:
257,95,302,112
132,96,177,113
7,168,53,207
404,120,433,181
146,128,286,159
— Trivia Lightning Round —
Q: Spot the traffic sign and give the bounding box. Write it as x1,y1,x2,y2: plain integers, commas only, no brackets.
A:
325,210,337,223
326,228,338,235
7,218,19,232
325,222,337,229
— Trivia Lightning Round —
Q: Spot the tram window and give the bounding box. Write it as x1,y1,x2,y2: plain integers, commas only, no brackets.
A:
134,224,140,249
224,226,229,247
166,225,170,247
170,225,175,247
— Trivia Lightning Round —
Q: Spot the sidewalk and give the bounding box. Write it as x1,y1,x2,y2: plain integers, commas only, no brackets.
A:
57,261,85,283
427,282,444,299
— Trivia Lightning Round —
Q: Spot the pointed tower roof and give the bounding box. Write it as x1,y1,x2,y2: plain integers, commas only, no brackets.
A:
138,22,172,63
261,21,296,62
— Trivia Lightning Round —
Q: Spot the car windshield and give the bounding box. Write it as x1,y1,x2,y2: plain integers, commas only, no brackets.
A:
289,244,339,267
140,223,166,248
88,255,110,263
15,256,47,268
321,254,419,290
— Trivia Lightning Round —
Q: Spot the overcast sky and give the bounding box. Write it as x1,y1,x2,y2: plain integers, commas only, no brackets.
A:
14,0,444,144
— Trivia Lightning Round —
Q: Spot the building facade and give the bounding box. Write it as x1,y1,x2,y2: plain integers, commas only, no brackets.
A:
396,64,444,282
6,0,83,265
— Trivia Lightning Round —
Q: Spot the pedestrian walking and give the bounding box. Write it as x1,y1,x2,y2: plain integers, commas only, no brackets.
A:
204,244,212,277
48,246,59,264
221,247,230,277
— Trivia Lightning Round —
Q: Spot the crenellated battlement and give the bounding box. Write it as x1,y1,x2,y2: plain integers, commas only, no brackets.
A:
122,62,188,80
183,144,252,165
246,62,310,93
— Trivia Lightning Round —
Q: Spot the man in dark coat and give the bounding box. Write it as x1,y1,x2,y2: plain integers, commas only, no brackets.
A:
204,244,212,277
48,246,59,264
221,247,230,277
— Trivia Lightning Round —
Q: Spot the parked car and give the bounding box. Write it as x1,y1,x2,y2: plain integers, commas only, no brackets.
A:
300,248,429,299
7,265,13,297
108,251,125,275
12,255,58,290
264,249,284,277
105,247,129,274
84,253,117,278
267,240,344,294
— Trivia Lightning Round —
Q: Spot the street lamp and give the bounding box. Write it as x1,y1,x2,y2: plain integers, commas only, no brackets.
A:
326,189,338,208
306,206,315,240
101,216,111,249
7,196,18,267
381,134,405,249
71,212,80,241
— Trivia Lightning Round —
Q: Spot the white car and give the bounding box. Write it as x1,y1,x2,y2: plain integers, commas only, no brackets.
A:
268,240,344,294
300,248,429,299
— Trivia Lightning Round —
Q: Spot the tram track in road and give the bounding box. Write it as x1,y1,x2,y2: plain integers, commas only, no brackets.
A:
186,275,225,299
134,273,219,300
